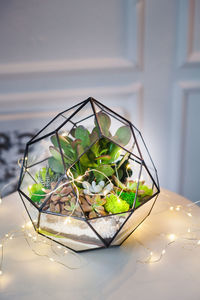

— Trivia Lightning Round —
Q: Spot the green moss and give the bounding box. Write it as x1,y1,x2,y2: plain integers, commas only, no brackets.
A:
139,185,153,197
31,190,46,203
104,194,129,214
116,191,141,208
28,183,46,203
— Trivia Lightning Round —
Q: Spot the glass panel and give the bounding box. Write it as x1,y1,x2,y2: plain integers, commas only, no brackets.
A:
88,212,131,245
31,114,66,142
133,127,159,188
57,101,100,179
39,213,105,251
22,133,68,208
31,101,87,142
19,191,39,230
93,102,140,157
19,170,45,208
111,197,157,246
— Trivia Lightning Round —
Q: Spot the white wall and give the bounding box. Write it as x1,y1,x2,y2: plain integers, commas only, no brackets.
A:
0,0,200,201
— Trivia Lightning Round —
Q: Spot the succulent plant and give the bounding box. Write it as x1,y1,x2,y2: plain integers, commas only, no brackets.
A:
80,194,107,218
48,111,132,183
35,167,59,189
82,180,113,195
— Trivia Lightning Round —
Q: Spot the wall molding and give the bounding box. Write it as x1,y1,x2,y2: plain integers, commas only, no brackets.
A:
169,81,200,193
0,0,144,77
0,82,143,129
177,0,200,67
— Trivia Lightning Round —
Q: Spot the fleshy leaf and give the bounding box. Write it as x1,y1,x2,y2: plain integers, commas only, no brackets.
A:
48,157,64,173
75,126,90,148
93,165,114,182
113,126,131,146
96,112,111,135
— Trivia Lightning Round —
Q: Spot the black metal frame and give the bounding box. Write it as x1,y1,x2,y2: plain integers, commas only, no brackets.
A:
17,97,160,253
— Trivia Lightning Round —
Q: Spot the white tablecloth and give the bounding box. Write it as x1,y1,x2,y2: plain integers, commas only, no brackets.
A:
0,189,200,300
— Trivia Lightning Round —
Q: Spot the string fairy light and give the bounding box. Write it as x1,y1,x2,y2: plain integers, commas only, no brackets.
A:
0,157,200,276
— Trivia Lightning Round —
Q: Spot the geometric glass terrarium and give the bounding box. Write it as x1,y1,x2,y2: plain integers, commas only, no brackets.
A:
17,97,160,252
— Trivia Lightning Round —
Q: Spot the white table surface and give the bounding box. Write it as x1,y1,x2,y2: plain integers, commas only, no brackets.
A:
0,189,200,300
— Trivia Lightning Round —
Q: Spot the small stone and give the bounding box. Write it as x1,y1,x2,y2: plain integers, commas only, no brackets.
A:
60,196,70,203
43,204,50,211
89,211,97,218
54,203,60,213
44,189,51,194
50,203,55,212
51,195,61,202
82,203,92,212
60,186,72,195
85,195,92,204
95,207,107,216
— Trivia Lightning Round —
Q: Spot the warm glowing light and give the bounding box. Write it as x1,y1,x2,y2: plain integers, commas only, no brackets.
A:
168,234,176,242
187,212,192,217
26,221,32,228
169,206,174,211
76,176,83,181
28,185,32,189
0,244,2,248
9,236,13,240
64,217,71,224
5,234,9,238
49,257,54,262
162,249,166,255
150,251,153,256
64,250,68,254
187,228,191,233
61,131,68,137
176,206,180,211
0,197,2,204
126,164,131,169
197,240,200,245
0,270,3,276
28,233,32,238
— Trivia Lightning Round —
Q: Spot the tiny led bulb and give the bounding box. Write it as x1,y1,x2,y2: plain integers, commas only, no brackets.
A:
49,257,54,262
76,176,83,181
197,240,200,245
176,206,180,211
0,244,2,248
0,197,2,204
168,234,176,242
162,249,166,255
187,212,192,217
169,206,174,211
0,270,3,276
